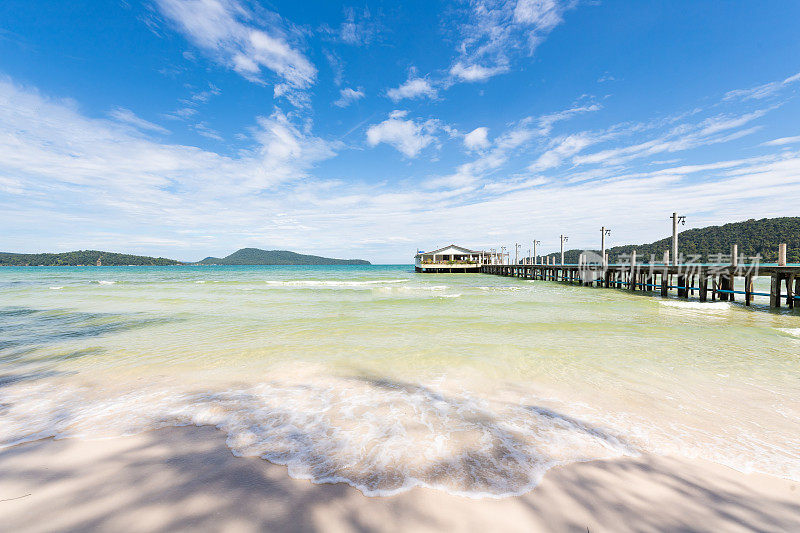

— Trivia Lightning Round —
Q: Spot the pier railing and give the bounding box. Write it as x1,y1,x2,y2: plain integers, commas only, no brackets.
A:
480,259,799,310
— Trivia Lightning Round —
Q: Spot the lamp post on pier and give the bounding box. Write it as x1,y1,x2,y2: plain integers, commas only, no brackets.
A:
670,213,686,265
515,243,521,264
532,240,540,264
560,235,568,265
601,227,611,267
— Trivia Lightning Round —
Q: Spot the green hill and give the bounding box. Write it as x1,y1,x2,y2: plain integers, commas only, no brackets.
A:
542,217,800,264
197,248,371,265
0,250,182,266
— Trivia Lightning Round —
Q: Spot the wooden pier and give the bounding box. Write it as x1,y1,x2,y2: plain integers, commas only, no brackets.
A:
481,263,800,310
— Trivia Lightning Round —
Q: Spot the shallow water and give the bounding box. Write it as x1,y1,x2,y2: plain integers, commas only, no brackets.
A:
1,265,798,497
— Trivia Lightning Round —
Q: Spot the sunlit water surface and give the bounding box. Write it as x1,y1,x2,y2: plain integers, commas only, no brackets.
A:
1,265,798,497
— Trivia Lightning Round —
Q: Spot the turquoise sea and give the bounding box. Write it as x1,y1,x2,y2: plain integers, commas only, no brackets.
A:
1,265,799,497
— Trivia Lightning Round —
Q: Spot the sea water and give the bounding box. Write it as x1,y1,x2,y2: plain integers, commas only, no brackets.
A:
1,265,798,497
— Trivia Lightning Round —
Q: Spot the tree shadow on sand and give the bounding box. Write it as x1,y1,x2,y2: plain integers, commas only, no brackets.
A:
0,377,798,531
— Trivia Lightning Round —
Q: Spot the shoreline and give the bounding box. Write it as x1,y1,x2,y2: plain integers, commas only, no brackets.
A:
2,426,798,532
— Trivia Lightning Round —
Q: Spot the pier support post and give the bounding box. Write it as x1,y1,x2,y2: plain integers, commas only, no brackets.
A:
677,275,686,298
795,277,800,309
745,275,753,306
699,274,708,302
660,272,668,297
770,274,781,308
724,274,733,302
787,275,795,309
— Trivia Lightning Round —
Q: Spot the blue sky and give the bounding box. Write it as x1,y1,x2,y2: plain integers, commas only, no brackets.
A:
1,0,799,263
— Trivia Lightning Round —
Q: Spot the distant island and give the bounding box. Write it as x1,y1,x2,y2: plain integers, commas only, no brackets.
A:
196,248,371,265
546,217,800,264
0,250,182,266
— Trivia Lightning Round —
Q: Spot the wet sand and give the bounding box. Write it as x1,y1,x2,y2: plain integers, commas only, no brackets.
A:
1,426,798,532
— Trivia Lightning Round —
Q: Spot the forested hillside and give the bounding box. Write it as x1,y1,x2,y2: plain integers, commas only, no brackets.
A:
0,250,182,266
542,217,800,264
197,248,371,265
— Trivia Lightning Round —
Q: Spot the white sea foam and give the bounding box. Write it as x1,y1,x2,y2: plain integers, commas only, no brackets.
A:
264,279,407,288
398,285,448,292
776,328,800,337
92,280,116,285
0,380,636,498
48,286,63,290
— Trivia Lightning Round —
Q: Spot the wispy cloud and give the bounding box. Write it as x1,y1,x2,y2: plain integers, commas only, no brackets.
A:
761,135,800,147
723,71,800,101
573,110,768,167
449,62,508,83
323,6,380,46
109,107,170,134
192,121,224,141
449,0,575,84
529,132,595,171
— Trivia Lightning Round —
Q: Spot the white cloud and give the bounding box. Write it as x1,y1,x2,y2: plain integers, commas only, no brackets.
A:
155,0,315,102
333,87,365,108
513,0,564,30
4,71,800,263
0,79,338,215
366,111,438,157
449,62,508,82
761,135,800,147
464,127,490,151
109,108,170,134
386,78,437,101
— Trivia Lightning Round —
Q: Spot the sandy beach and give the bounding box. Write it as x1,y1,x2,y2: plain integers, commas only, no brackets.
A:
1,426,798,533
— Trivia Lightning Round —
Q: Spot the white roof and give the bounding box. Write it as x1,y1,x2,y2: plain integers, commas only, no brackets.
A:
417,244,483,256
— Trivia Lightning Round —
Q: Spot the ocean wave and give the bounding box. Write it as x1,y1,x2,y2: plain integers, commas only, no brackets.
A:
91,280,117,285
48,286,63,290
0,380,636,498
776,328,800,337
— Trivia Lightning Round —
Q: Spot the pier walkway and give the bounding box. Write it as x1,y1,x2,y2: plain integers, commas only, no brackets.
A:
481,263,800,310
